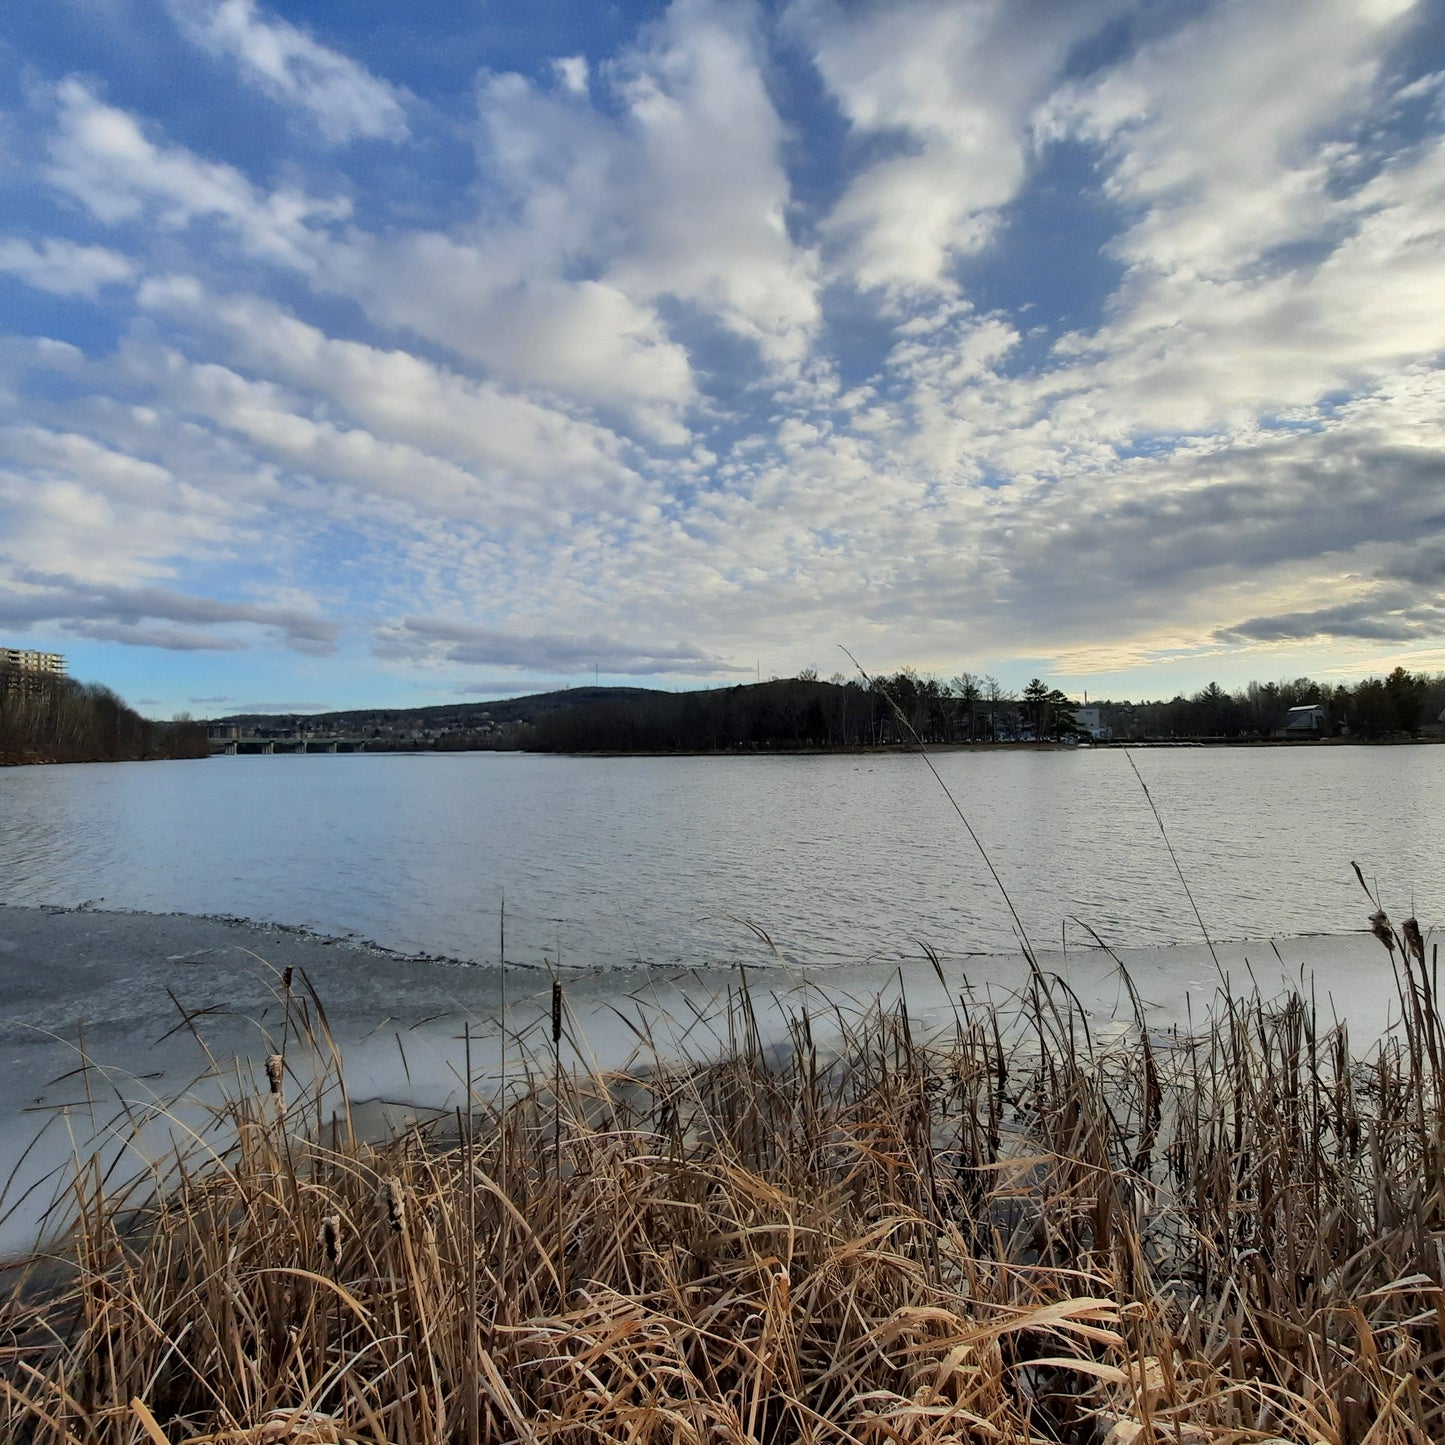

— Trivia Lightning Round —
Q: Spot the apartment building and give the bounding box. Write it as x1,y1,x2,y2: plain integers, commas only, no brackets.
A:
0,647,67,694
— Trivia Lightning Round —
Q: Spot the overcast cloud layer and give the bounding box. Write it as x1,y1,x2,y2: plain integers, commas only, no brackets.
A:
2,0,1443,713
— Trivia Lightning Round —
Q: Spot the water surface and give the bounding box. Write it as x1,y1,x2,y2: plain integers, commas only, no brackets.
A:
1,747,1440,967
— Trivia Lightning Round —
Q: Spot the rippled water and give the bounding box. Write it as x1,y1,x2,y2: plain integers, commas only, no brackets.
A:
2,747,1441,966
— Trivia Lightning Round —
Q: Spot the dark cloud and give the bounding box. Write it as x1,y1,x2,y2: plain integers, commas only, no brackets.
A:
939,430,1445,648
1215,588,1445,644
69,620,248,651
1391,543,1445,588
0,574,338,654
378,618,750,677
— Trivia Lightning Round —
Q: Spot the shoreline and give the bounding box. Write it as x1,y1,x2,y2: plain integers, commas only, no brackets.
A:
0,900,1398,1093
538,734,1444,757
10,735,1440,767
0,900,1397,1038
0,903,1403,1256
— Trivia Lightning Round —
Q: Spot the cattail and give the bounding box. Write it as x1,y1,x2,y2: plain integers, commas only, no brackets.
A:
265,1053,286,1116
1369,910,1395,955
1403,916,1425,966
319,1214,343,1270
281,965,294,993
380,1176,406,1233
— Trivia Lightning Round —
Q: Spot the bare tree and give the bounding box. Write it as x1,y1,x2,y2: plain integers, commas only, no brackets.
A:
981,676,1012,741
950,672,982,741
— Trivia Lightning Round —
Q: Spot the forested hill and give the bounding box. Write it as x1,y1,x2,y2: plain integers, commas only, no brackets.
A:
530,678,948,752
212,687,656,745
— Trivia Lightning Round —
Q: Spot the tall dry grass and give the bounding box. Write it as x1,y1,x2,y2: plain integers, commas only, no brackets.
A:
2,913,1442,1445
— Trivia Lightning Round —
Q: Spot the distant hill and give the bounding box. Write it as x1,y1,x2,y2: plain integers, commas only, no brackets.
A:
209,687,658,735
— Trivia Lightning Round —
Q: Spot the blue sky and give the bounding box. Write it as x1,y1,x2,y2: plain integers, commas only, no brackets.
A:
2,0,1444,716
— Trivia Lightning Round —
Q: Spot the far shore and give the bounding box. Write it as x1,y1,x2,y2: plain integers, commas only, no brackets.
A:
538,734,1444,758
179,733,1445,762
8,733,1442,767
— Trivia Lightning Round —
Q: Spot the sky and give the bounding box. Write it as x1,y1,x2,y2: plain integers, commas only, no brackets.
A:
2,0,1444,718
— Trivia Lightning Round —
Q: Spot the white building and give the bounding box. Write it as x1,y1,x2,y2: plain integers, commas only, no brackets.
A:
1282,704,1326,733
1,648,66,696
1,647,65,677
1071,706,1112,741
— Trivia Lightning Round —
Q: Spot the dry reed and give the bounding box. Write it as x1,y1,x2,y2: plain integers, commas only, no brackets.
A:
2,914,1442,1444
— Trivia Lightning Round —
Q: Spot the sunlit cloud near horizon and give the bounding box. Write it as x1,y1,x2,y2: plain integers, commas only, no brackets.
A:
2,0,1443,715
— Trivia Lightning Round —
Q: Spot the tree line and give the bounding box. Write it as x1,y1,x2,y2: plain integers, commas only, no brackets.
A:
524,666,1445,753
0,669,210,765
1093,667,1445,741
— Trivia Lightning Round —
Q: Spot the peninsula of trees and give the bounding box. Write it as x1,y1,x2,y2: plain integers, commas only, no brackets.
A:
0,668,209,766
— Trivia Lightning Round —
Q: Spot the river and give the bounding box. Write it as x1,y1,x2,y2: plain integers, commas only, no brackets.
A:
2,745,1439,967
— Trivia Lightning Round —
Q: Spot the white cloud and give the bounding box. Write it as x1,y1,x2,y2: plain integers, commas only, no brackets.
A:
939,17,1445,496
31,75,694,440
792,0,1125,293
321,0,819,433
1044,0,1421,280
167,0,408,143
326,236,698,443
0,424,240,584
46,78,347,270
601,0,820,367
0,237,135,296
552,55,589,95
134,276,660,521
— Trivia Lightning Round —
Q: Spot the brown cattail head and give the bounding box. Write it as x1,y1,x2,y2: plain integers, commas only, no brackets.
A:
319,1214,343,1269
281,965,294,993
1403,917,1426,966
1369,910,1396,955
265,1054,286,1117
380,1177,406,1233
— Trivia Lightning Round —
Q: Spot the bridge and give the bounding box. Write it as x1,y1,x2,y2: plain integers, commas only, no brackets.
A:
210,737,371,755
